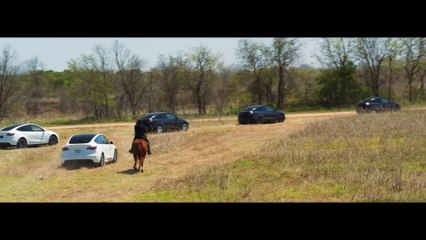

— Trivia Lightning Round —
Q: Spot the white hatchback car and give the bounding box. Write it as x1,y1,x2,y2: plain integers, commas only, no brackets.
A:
61,133,118,167
0,123,59,149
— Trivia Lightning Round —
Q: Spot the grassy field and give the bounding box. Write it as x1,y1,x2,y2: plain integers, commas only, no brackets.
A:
0,110,425,202
135,110,426,202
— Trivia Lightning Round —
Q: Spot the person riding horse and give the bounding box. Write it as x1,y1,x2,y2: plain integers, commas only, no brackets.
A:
129,119,152,155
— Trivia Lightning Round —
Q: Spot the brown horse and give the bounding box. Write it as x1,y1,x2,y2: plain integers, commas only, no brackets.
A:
132,139,148,172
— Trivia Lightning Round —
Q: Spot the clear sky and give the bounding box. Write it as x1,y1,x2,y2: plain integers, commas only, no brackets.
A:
0,38,321,71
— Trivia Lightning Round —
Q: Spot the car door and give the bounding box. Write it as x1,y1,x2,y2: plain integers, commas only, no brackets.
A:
165,113,179,130
371,98,384,111
254,106,266,121
94,135,105,157
155,114,168,131
17,125,41,145
263,106,276,122
31,125,48,144
380,98,392,111
102,135,114,160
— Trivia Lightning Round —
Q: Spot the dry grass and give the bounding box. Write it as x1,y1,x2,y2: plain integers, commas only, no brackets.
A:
1,110,425,202
0,114,310,201
136,110,426,202
268,110,426,201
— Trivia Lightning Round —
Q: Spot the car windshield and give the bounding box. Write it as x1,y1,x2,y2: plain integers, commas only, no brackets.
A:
69,134,97,144
1,124,22,131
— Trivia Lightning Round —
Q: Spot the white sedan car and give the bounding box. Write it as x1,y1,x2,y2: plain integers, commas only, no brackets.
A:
0,123,59,149
61,133,118,167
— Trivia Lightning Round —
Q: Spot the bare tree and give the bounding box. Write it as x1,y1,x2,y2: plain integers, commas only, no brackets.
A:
23,56,46,114
67,55,105,119
384,38,400,100
400,38,425,103
354,38,389,96
419,57,426,101
317,38,354,69
92,44,113,118
416,38,425,102
24,56,45,97
182,45,219,115
112,41,148,117
261,68,275,105
212,64,232,114
156,55,182,113
316,38,362,106
269,38,300,109
292,65,317,106
0,45,20,122
236,39,268,105
67,45,115,119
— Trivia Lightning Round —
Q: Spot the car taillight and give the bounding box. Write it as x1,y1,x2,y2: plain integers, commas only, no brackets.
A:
62,147,69,151
6,132,14,136
87,146,97,150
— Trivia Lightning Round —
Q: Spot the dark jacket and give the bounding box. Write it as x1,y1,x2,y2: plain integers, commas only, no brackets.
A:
134,124,148,139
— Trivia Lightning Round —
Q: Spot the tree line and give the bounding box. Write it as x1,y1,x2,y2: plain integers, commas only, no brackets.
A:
1,38,426,122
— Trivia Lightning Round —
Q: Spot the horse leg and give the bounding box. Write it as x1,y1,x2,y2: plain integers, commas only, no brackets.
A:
140,155,145,173
137,155,142,172
133,153,137,170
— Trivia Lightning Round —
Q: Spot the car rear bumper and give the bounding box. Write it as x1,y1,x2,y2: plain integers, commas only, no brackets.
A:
61,154,99,165
0,142,14,148
0,137,18,146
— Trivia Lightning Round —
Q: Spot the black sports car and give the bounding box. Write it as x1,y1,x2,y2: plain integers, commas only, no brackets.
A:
356,97,400,113
238,105,285,124
139,112,189,133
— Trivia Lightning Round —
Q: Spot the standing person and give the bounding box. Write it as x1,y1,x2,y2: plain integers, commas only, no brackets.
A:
129,119,152,155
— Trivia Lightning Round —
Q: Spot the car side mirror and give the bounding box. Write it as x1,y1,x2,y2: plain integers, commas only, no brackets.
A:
110,141,114,144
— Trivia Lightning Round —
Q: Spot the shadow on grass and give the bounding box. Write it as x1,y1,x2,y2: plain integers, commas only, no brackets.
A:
0,144,53,150
117,169,139,175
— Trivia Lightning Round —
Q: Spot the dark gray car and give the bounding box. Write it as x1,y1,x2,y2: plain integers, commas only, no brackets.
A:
139,112,189,133
238,105,285,124
356,97,400,113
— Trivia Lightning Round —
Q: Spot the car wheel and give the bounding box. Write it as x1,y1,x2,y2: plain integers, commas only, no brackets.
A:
112,150,118,163
256,117,264,124
98,153,105,167
17,138,28,148
156,126,164,134
238,119,248,124
181,123,188,131
48,135,58,145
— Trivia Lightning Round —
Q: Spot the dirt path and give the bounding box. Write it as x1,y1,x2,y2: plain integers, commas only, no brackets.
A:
47,111,356,130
